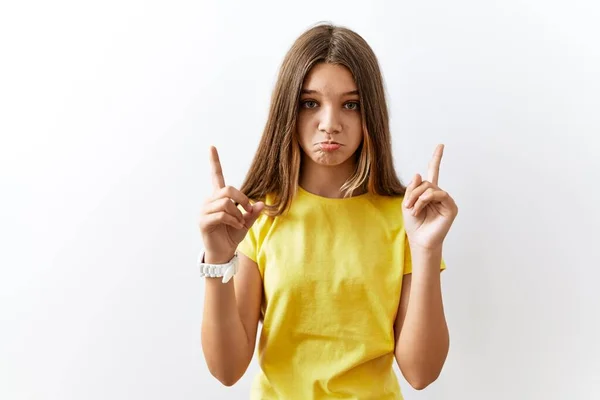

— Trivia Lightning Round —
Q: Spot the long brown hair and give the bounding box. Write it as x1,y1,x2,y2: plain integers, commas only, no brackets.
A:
240,22,406,216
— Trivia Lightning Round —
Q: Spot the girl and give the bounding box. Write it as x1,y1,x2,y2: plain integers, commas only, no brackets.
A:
198,23,458,399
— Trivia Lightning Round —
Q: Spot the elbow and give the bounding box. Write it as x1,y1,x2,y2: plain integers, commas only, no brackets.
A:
409,381,428,391
201,337,250,387
395,349,447,391
400,361,445,391
407,373,439,391
208,365,242,387
218,376,239,388
396,359,442,390
202,348,246,387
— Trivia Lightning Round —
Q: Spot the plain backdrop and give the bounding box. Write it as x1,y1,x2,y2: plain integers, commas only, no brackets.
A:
1,0,599,399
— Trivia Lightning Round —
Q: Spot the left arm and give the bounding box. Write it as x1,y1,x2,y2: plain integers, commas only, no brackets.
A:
394,144,458,390
394,245,449,390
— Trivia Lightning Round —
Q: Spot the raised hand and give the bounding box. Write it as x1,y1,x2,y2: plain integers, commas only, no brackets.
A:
402,144,459,251
198,146,265,261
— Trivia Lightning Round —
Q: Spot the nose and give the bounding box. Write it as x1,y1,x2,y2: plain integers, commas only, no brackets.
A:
318,105,342,135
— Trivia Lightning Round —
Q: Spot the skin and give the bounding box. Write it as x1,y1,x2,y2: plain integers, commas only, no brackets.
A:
395,143,459,389
198,63,458,389
297,63,364,198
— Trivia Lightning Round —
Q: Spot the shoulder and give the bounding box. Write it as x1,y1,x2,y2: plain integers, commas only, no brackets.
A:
368,193,405,212
363,193,409,232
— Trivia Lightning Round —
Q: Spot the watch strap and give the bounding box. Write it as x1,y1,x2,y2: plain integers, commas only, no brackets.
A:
197,251,239,283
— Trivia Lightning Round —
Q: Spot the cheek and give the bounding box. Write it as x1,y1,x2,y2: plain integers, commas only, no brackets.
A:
297,114,314,140
347,116,363,147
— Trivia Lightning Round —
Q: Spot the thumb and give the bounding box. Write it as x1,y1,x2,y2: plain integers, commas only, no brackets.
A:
243,201,265,229
403,174,422,208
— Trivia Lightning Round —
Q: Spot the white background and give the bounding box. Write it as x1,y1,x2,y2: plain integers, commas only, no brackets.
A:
1,0,599,399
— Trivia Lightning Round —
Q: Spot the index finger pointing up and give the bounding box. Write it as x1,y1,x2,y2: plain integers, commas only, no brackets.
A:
209,146,226,190
427,144,444,186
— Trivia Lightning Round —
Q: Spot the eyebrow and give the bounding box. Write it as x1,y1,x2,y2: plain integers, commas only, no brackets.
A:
301,89,359,96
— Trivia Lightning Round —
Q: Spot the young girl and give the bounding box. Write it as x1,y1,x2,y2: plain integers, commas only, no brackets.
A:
198,23,458,399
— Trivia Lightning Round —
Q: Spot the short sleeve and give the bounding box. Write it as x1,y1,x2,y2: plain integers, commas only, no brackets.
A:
403,237,447,275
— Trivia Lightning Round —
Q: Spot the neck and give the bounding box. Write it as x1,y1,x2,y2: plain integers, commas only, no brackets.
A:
298,155,364,198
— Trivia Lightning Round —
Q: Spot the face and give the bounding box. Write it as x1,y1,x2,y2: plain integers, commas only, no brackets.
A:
297,63,363,168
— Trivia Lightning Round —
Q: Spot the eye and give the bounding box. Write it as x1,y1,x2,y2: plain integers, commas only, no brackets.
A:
344,101,360,111
301,100,318,109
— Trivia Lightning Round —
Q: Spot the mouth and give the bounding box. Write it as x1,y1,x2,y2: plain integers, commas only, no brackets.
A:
317,141,342,152
317,140,342,145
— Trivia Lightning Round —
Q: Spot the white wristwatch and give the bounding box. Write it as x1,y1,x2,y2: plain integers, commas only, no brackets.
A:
197,250,239,283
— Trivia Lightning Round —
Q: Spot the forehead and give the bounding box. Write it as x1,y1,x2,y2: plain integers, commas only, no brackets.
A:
302,63,357,94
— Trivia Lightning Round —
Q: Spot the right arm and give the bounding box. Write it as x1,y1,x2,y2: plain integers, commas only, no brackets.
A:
201,252,262,386
198,146,265,386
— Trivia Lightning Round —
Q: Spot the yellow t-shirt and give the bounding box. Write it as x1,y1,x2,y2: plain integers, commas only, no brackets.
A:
237,186,445,399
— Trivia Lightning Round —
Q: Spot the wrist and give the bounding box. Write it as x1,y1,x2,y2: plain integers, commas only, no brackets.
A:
409,243,443,257
199,250,239,283
409,245,443,272
204,251,236,264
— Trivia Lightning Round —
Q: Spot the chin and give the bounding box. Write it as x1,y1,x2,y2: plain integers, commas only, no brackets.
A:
311,151,352,167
